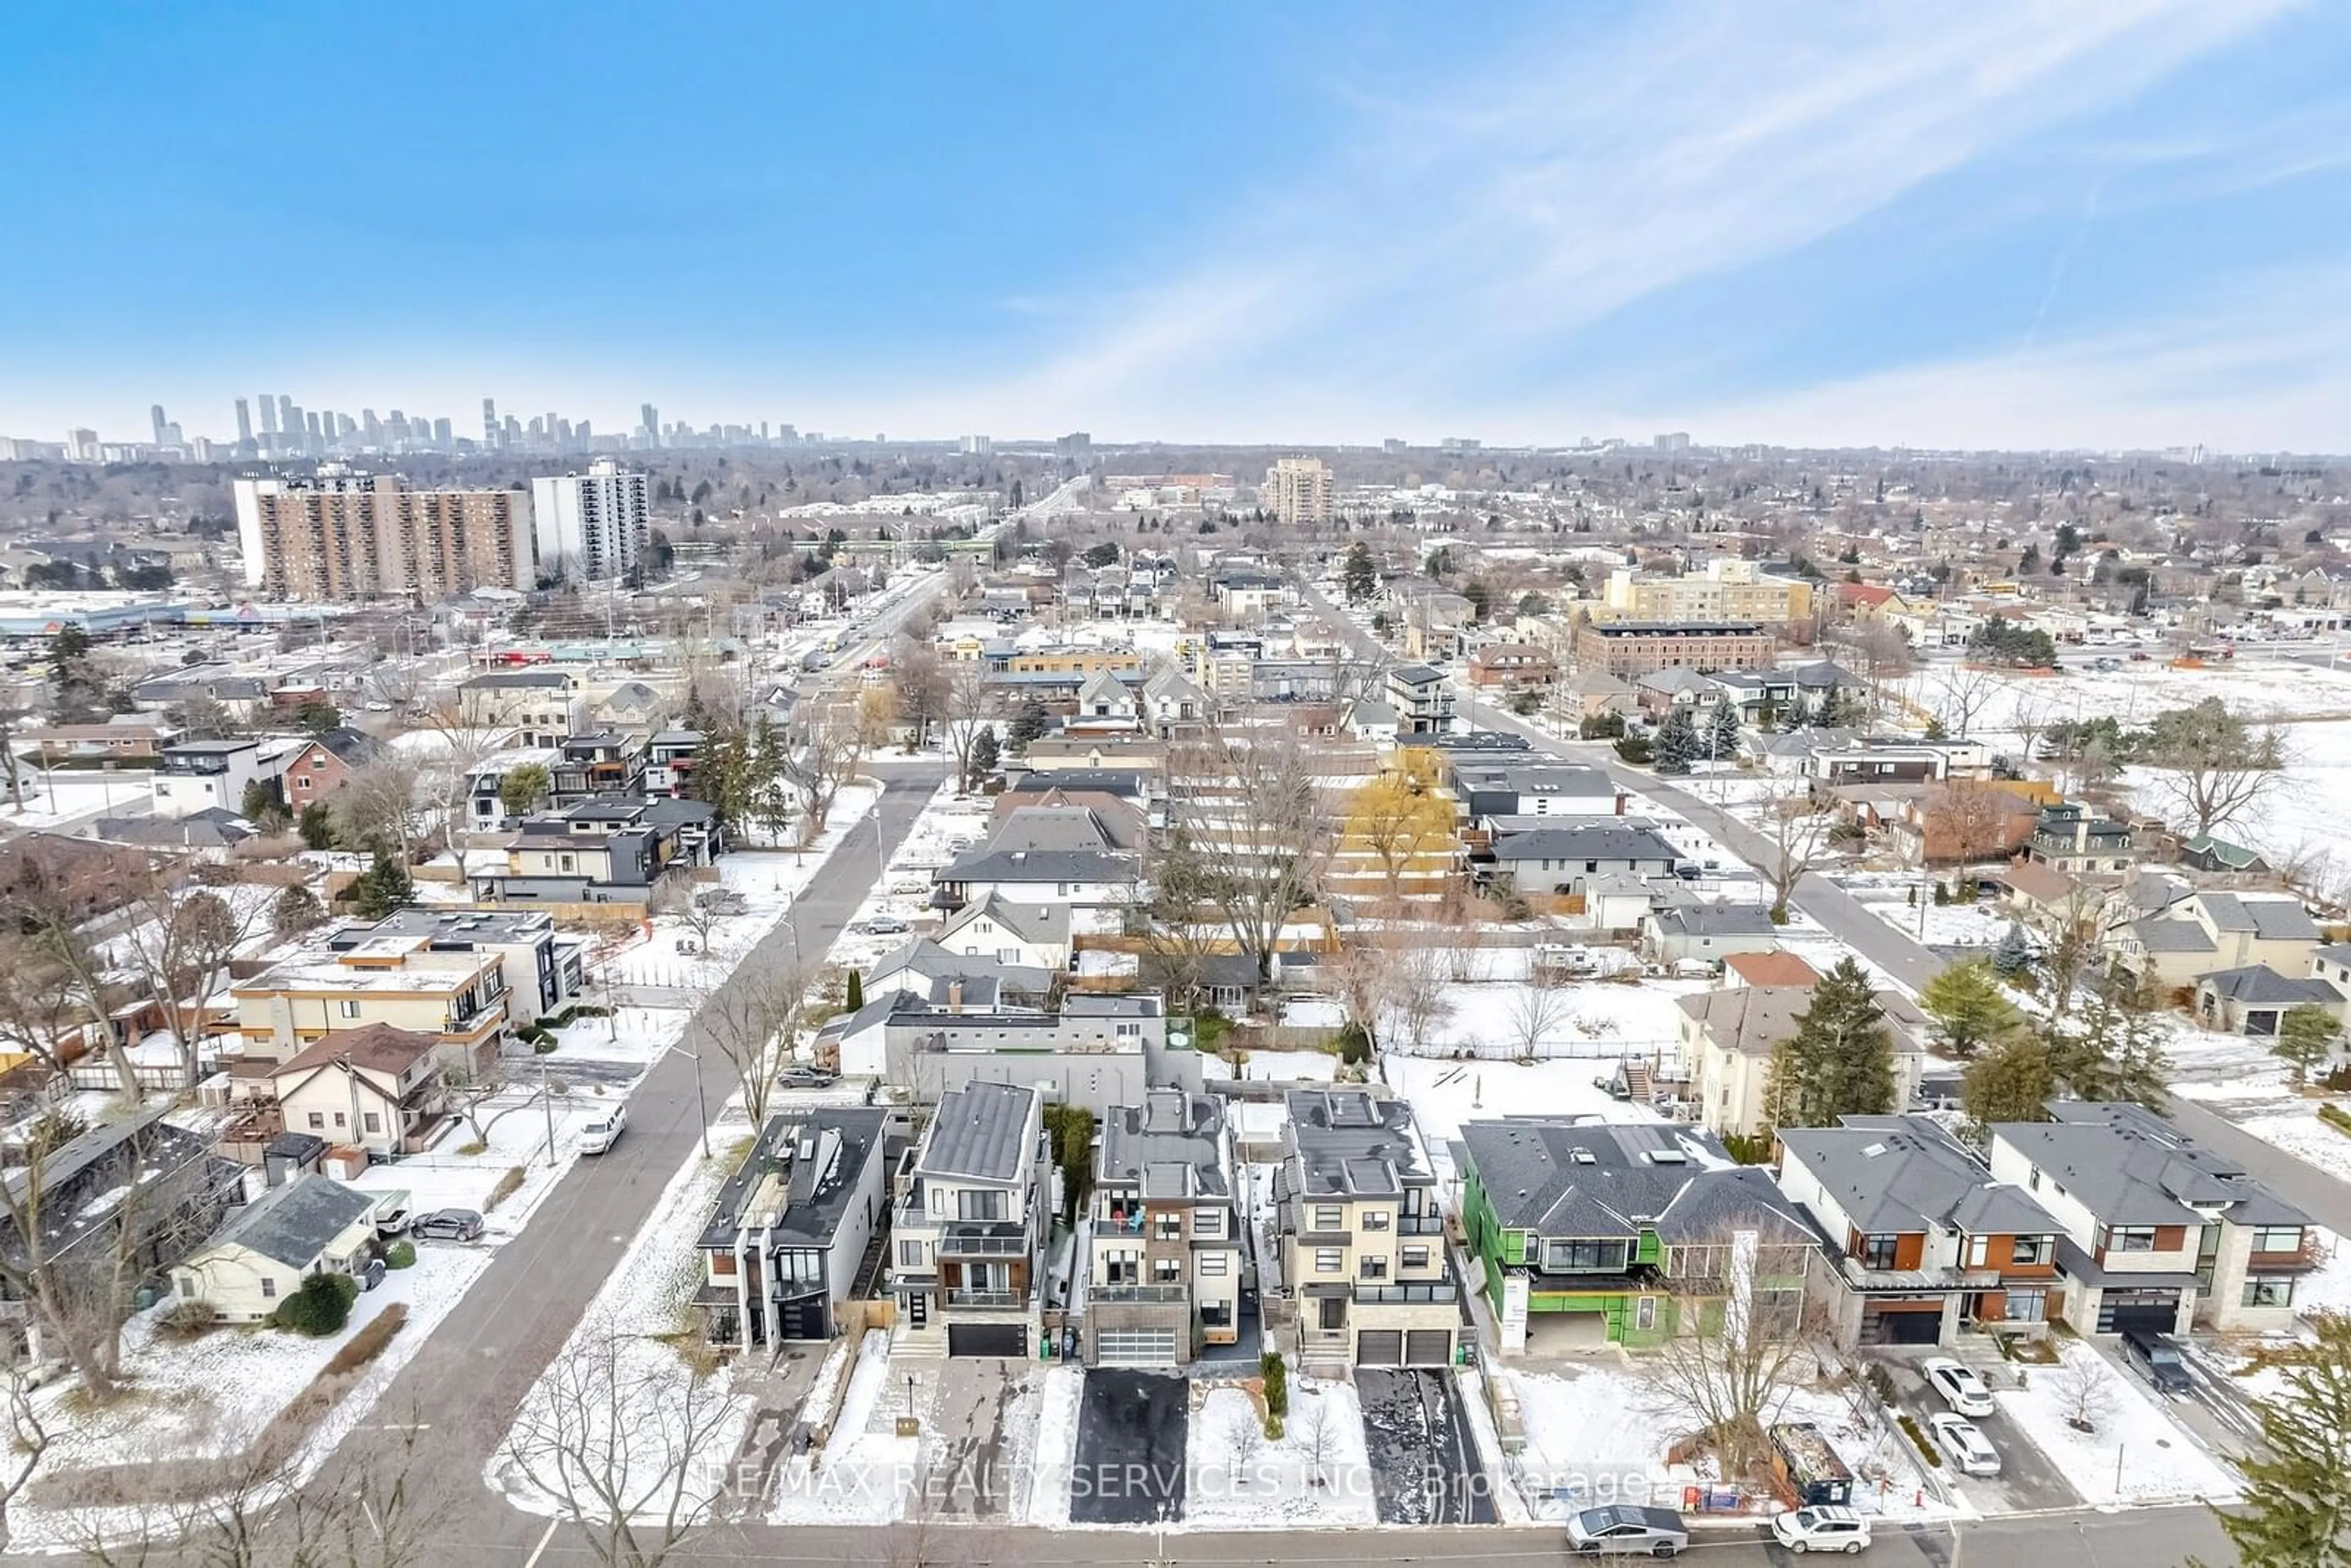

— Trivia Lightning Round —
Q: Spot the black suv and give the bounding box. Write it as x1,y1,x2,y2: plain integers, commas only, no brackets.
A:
2120,1326,2192,1394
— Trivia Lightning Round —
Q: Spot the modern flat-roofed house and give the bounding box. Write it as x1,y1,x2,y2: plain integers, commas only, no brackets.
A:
1459,1116,1815,1354
231,934,511,1078
694,1108,888,1348
326,908,584,1029
889,1080,1048,1357
1385,664,1455,735
1985,1101,2314,1334
1775,1116,2061,1348
1085,1090,1242,1367
152,738,269,820
1276,1087,1457,1373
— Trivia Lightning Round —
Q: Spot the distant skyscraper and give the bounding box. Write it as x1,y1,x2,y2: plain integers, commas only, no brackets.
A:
66,428,99,461
151,405,168,446
639,403,658,445
482,397,498,448
306,412,323,446
258,395,278,438
234,398,253,443
1262,456,1333,527
531,457,650,583
433,417,452,446
961,435,993,456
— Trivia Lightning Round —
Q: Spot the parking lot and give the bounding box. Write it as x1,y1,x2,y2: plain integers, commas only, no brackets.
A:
1070,1369,1188,1525
1354,1367,1496,1525
1874,1345,2080,1512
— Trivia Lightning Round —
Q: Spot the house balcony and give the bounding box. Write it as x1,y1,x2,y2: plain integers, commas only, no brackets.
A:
947,1288,1027,1309
1091,1283,1190,1305
1828,1254,2002,1294
929,883,969,912
1354,1281,1457,1306
936,1222,1033,1258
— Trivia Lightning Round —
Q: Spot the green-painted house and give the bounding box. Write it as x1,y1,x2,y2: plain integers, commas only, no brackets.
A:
1457,1116,1817,1353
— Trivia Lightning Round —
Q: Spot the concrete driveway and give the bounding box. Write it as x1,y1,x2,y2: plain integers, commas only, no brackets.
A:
1070,1370,1188,1525
1874,1345,2082,1512
1354,1367,1496,1525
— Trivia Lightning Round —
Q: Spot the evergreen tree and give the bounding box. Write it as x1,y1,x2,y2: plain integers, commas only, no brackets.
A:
1766,959,1896,1129
1652,706,1701,775
1990,921,2033,978
969,726,1000,780
1007,699,1049,754
1341,542,1378,603
348,849,415,919
1706,694,1741,762
1962,1035,2055,1125
2046,994,2172,1111
297,801,336,850
2195,1313,2351,1567
844,969,864,1012
2272,1003,2341,1089
1919,959,2023,1059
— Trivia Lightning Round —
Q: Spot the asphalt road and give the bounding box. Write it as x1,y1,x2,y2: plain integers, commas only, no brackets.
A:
287,760,950,1556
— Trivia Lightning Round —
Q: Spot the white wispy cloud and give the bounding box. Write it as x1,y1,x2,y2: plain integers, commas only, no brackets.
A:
931,0,2297,441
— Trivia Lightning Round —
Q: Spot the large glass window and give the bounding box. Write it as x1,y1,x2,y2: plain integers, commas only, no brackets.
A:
1859,1235,1902,1270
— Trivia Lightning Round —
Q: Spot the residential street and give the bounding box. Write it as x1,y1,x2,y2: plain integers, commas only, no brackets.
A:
289,760,948,1552
1302,580,2351,1244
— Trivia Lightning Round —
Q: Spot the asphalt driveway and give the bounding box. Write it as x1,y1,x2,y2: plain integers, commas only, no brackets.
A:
1070,1370,1188,1525
1876,1346,2082,1512
1354,1367,1496,1525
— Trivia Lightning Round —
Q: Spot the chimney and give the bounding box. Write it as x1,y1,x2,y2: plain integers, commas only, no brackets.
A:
948,980,964,1014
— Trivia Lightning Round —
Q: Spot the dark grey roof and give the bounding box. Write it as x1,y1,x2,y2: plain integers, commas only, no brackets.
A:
1285,1088,1431,1197
1000,768,1146,799
1993,1102,2311,1229
1099,1090,1229,1201
917,1081,1037,1185
2132,917,2216,955
463,670,571,689
203,1177,378,1269
696,1108,886,1251
305,726,381,765
937,847,1136,885
864,938,1053,1000
1651,902,1779,937
1389,664,1444,686
986,806,1113,854
2195,893,2320,942
2315,943,2351,968
1460,1117,1810,1242
1488,823,1682,863
1453,763,1617,800
2197,966,2340,1007
92,809,252,849
1777,1117,2057,1238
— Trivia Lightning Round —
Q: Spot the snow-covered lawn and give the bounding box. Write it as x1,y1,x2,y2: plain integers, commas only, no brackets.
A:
542,1004,691,1073
1844,883,2014,949
0,769,154,829
1993,1337,2238,1507
1026,1366,1084,1526
1381,1055,1663,1182
1386,977,1706,1062
1184,1380,1376,1529
770,1329,919,1524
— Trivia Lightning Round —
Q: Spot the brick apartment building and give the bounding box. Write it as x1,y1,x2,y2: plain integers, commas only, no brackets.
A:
1570,620,1779,678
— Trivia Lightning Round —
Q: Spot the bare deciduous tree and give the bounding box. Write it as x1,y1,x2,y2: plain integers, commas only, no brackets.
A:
0,1362,49,1554
1930,664,2001,738
415,689,513,881
501,1327,738,1568
1507,971,1570,1059
108,876,266,1089
789,707,867,839
1758,779,1833,917
699,964,813,1130
937,659,998,793
1164,732,1333,985
335,754,427,863
1648,1221,1825,1479
2049,1354,2112,1434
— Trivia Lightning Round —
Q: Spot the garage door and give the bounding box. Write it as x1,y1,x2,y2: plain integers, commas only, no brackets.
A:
947,1322,1030,1357
2098,1289,2181,1335
1355,1329,1403,1365
1861,1304,1943,1345
1095,1327,1180,1367
1404,1329,1454,1367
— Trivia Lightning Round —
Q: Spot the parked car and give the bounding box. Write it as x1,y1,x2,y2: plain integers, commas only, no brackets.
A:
372,1196,413,1236
1770,1504,1872,1553
778,1065,838,1089
1927,1413,2002,1476
1922,1357,1997,1417
1566,1505,1688,1558
2120,1327,2194,1394
580,1105,628,1155
857,916,910,936
411,1209,485,1242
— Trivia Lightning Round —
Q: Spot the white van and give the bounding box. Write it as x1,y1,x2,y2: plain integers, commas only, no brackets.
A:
579,1105,628,1154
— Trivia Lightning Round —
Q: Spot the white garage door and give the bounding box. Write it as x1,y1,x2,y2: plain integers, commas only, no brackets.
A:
1095,1327,1181,1367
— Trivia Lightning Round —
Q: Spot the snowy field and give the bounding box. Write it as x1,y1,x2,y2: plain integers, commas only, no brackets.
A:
0,768,154,830
1378,975,1706,1062
1838,875,2014,950
1185,1381,1377,1529
1992,1338,2239,1507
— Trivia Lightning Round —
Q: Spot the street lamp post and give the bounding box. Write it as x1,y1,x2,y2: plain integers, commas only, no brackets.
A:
665,1041,711,1160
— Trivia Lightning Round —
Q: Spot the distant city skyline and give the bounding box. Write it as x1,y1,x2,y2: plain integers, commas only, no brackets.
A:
4,4,2349,452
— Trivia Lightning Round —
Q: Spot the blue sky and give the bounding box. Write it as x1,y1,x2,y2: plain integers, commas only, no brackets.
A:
5,1,2349,451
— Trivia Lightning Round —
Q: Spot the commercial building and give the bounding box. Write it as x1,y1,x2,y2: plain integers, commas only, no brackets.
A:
1597,560,1812,630
1261,457,1333,527
1569,620,1779,678
530,459,651,582
233,471,537,601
